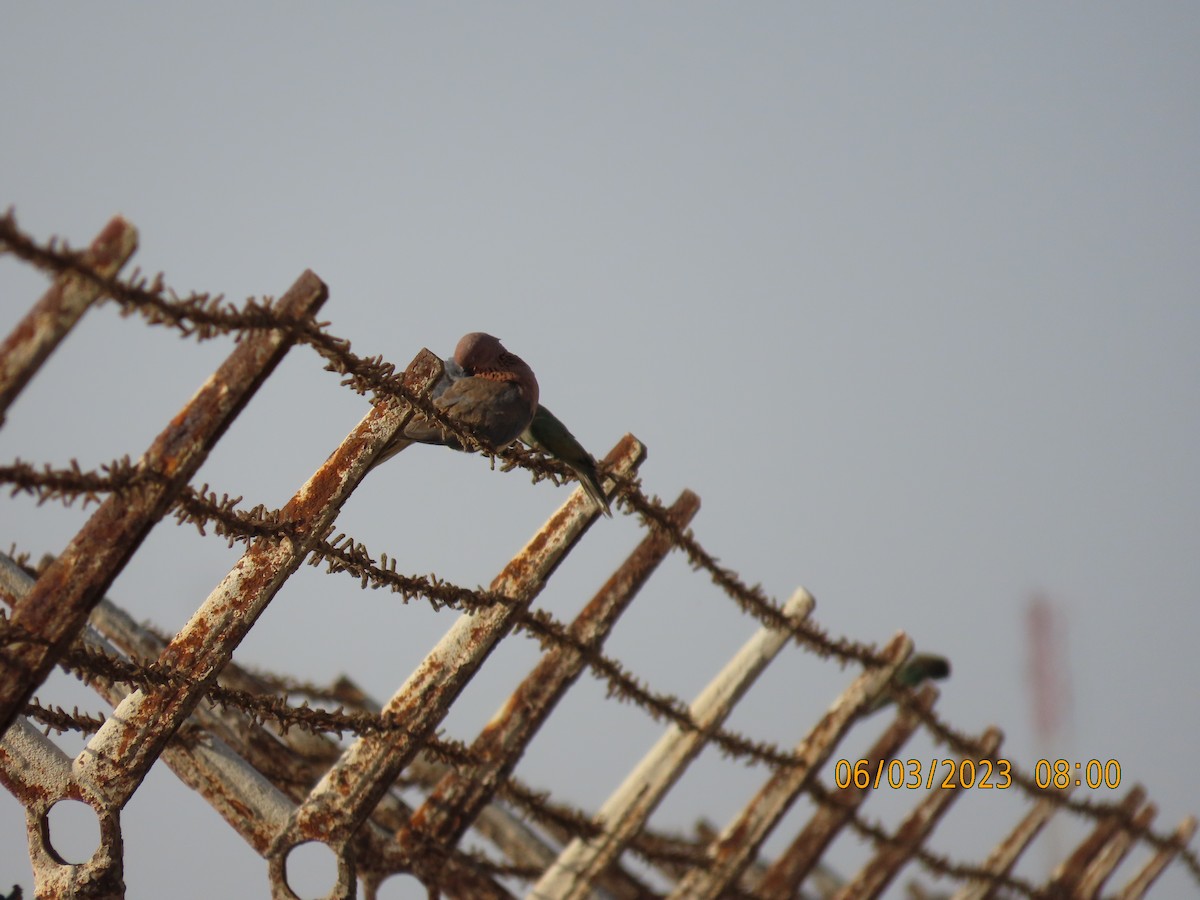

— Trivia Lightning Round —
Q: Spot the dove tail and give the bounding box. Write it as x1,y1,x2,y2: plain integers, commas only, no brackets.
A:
576,462,613,517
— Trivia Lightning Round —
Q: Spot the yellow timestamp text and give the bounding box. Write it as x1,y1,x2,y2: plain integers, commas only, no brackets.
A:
1034,758,1122,790
833,758,1012,790
833,758,1123,791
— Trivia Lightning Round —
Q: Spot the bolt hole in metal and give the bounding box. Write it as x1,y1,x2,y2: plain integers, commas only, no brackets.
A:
284,840,340,900
374,874,429,899
44,799,102,865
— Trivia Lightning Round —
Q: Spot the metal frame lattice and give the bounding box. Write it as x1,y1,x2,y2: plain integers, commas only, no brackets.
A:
1,213,1196,899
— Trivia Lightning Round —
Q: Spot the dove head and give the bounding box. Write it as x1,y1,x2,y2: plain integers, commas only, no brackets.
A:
453,332,507,371
452,332,539,405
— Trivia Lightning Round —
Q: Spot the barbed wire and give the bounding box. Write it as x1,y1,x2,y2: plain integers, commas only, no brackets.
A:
4,601,1192,896
11,466,1200,876
0,457,142,507
6,438,1198,884
1,212,878,657
3,212,1197,891
8,684,1060,897
14,675,1035,895
8,474,1200,889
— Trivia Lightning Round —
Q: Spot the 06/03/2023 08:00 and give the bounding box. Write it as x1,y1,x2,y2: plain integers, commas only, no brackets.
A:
833,758,1123,791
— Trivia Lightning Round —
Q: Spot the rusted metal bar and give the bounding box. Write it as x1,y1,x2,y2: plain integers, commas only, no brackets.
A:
78,577,343,806
437,742,655,899
533,586,817,900
1,553,295,862
95,591,514,896
252,680,533,898
833,727,1004,900
82,594,293,785
0,269,329,733
663,631,913,900
1117,815,1198,900
159,727,300,854
397,489,702,883
91,589,522,897
462,803,560,886
0,717,126,900
232,672,545,895
2,237,1194,899
754,685,939,900
1045,785,1146,896
266,434,647,900
404,745,654,899
33,347,443,900
79,608,310,857
1077,800,1156,898
397,488,700,899
0,216,138,424
949,788,1070,900
4,552,514,899
72,346,439,799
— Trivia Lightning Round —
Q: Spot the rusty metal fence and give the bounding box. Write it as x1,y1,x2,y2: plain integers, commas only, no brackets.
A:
0,213,1195,899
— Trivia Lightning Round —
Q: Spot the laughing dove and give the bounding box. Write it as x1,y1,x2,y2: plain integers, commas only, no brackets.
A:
374,332,611,516
372,332,539,467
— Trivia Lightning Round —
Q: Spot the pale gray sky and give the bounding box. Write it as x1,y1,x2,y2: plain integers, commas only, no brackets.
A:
2,6,1197,898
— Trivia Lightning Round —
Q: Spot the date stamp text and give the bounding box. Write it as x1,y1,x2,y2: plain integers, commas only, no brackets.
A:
833,758,1122,791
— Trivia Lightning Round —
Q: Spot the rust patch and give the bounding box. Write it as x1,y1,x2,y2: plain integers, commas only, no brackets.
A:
0,216,138,423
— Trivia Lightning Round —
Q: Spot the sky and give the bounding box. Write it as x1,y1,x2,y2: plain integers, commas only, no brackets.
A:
1,5,1197,899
